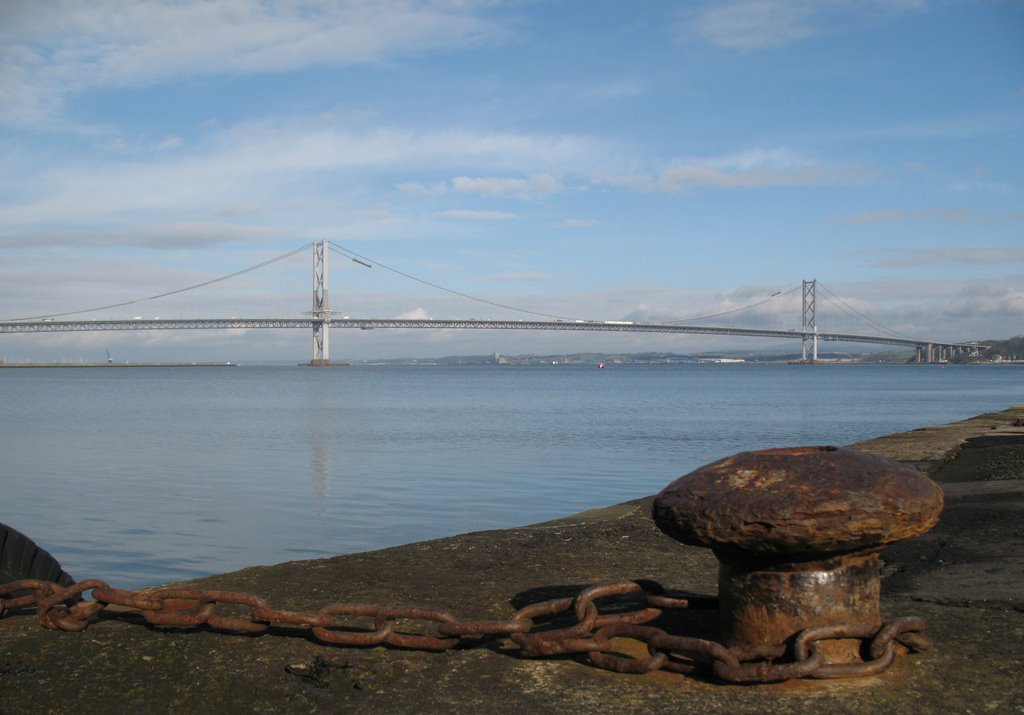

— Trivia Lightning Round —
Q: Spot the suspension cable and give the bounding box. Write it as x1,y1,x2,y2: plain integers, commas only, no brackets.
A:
4,239,921,345
815,282,920,341
665,284,801,324
4,243,313,322
327,243,579,321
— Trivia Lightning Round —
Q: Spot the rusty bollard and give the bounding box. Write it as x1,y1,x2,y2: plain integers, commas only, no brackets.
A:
652,446,943,663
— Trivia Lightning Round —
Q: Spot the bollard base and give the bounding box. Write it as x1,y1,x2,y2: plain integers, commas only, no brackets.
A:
717,550,881,661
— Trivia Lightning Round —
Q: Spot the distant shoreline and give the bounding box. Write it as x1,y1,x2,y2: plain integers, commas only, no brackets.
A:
4,360,1022,369
0,362,237,368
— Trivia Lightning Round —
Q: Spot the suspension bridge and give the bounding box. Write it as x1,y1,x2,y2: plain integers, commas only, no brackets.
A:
0,241,979,364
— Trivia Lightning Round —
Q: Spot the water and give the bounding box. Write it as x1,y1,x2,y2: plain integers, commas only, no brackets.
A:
1,363,1021,589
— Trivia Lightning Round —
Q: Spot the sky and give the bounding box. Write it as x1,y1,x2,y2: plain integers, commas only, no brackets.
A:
1,0,1022,361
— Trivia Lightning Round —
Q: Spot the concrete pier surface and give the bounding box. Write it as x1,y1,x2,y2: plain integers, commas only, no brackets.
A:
2,407,1023,714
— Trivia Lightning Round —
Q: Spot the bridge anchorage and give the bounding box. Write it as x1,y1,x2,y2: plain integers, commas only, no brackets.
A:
0,240,981,364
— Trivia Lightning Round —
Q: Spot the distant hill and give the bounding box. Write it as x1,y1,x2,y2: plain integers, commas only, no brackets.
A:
966,336,1024,362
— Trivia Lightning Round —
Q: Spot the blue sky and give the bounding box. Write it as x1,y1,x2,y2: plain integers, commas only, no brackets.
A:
1,0,1022,361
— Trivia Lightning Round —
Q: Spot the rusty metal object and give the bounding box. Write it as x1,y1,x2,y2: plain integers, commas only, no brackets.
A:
1,575,931,683
652,445,943,661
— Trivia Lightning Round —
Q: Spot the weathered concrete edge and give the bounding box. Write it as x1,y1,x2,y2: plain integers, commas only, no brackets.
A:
524,498,652,529
849,403,1024,466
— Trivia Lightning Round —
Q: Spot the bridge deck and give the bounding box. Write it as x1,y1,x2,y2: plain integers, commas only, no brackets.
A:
0,317,980,352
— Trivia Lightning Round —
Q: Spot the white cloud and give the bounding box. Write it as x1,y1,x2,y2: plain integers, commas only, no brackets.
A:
0,222,279,250
950,178,1013,195
477,273,552,282
684,0,927,50
580,79,647,100
212,203,265,218
0,120,598,229
596,148,868,192
554,219,599,229
436,209,516,221
397,181,449,197
855,247,1024,268
397,174,565,201
942,287,1024,322
212,122,592,175
157,136,184,150
396,307,430,320
451,174,562,200
837,208,985,225
690,0,816,49
0,0,504,125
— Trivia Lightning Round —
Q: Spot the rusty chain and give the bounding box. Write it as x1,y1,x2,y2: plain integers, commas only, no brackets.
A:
0,577,930,684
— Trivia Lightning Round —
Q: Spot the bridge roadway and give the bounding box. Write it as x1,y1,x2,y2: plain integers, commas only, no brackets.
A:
0,316,977,354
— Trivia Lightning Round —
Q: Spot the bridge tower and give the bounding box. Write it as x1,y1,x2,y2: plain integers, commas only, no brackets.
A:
801,279,818,363
311,240,331,365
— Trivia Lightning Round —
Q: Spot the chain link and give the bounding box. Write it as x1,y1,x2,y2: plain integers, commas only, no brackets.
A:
0,577,931,683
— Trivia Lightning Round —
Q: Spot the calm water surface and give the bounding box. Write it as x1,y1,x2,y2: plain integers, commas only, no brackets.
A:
2,363,1021,588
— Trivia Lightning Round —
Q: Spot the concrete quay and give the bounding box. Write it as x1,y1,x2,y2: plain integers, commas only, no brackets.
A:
2,407,1023,714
